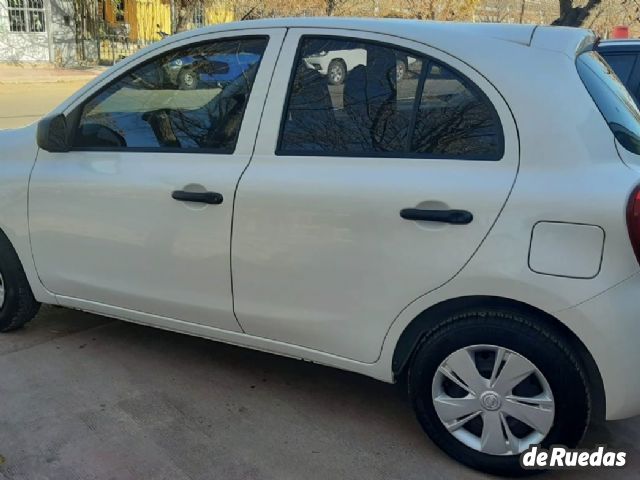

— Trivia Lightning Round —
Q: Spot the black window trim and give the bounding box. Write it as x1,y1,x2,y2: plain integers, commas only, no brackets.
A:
69,34,269,155
275,34,505,162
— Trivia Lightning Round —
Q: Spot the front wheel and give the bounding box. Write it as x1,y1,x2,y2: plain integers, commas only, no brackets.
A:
408,309,590,476
0,233,40,332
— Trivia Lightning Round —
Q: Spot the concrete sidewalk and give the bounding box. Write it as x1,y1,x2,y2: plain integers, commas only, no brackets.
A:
0,63,105,84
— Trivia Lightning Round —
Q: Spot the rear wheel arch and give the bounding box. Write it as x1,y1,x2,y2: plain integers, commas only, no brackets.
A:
391,295,605,423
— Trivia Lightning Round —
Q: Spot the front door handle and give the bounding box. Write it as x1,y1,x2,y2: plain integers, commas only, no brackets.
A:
171,190,223,205
400,208,473,225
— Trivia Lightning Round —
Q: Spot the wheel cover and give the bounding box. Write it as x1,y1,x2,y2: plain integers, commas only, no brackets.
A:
0,272,4,309
431,344,555,456
329,64,343,83
183,72,195,86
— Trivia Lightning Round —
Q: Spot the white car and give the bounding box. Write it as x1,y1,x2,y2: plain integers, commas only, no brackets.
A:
304,46,415,84
1,18,639,476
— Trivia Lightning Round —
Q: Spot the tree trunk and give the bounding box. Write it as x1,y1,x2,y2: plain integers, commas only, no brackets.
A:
174,0,196,33
326,0,336,16
552,0,602,27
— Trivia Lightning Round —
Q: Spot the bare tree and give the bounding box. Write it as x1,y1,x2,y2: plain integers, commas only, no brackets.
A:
586,0,640,37
388,0,480,20
552,0,603,26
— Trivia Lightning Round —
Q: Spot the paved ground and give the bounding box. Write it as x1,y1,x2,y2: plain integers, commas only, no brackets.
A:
0,64,104,84
0,307,639,480
1,75,640,480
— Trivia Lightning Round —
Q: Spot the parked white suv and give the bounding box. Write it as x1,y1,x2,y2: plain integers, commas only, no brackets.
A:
1,18,639,476
303,45,415,84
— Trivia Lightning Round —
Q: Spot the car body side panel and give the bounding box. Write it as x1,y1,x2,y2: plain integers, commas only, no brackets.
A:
0,125,56,304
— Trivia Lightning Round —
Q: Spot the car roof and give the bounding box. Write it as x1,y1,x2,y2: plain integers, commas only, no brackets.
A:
163,18,595,58
179,18,537,45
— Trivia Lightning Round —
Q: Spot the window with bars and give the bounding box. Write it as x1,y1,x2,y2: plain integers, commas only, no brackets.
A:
8,0,45,32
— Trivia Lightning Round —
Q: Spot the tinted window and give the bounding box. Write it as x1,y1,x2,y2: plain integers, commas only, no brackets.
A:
279,36,502,160
280,37,420,155
577,51,640,155
601,53,637,85
412,63,502,159
74,37,267,151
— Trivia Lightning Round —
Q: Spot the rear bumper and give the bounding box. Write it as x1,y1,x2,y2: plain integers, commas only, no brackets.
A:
556,272,640,420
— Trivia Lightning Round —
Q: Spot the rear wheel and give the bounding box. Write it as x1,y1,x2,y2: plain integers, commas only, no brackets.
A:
178,69,198,90
0,234,40,332
327,59,346,86
408,309,590,476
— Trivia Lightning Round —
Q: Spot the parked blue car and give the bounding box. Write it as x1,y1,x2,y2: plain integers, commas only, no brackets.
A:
163,52,261,90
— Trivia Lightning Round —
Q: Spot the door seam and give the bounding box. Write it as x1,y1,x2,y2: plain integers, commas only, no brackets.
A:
229,28,289,333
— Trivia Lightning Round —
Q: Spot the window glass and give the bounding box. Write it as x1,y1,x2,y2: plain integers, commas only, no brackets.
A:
577,51,640,155
74,37,267,151
279,36,502,160
280,37,423,155
601,54,637,85
411,63,503,159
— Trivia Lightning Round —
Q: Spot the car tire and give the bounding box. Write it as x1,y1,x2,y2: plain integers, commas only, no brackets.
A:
178,69,198,90
327,59,347,86
396,59,407,81
0,232,40,332
407,308,590,477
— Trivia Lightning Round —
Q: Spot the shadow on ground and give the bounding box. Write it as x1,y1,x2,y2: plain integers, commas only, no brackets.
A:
0,306,637,479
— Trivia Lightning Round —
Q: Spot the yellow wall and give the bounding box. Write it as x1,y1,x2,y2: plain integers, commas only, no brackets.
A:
205,7,234,25
135,0,171,42
101,0,234,43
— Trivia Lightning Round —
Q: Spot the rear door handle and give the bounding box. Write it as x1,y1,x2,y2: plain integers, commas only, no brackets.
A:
400,208,473,225
171,190,223,205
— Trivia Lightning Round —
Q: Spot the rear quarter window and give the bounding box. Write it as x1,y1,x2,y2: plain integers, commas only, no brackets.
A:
577,51,640,155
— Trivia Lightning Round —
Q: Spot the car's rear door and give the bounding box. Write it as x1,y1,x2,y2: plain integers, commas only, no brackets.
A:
29,29,285,331
231,29,520,362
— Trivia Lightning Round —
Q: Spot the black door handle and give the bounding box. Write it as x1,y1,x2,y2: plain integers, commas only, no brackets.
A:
171,190,223,205
400,208,473,225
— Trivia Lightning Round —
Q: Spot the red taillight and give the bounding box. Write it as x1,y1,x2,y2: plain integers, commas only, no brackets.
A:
626,185,640,264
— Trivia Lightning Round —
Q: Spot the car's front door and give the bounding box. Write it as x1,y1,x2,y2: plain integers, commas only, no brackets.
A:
231,30,519,361
29,29,285,331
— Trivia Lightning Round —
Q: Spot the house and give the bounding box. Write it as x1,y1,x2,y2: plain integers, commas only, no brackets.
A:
0,0,233,64
0,0,78,63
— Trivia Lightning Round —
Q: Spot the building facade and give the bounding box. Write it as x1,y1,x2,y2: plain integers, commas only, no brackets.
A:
0,0,232,64
0,0,77,63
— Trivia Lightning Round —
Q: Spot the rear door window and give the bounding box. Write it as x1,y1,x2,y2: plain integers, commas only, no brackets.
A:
278,36,503,160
